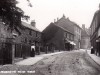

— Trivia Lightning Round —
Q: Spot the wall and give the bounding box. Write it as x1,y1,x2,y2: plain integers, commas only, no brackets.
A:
47,27,64,50
74,25,81,49
81,37,90,49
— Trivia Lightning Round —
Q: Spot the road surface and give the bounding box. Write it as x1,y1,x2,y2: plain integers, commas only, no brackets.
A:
0,50,100,75
35,50,100,75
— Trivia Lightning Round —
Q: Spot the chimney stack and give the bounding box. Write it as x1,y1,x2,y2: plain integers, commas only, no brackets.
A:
54,19,56,23
57,17,59,21
31,20,36,27
63,14,66,18
82,24,85,30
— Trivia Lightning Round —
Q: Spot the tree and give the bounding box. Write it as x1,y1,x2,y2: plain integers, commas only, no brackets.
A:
0,0,32,31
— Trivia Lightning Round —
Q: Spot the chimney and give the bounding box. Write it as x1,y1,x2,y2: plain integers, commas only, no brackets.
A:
63,14,66,18
31,20,36,27
67,17,69,20
82,24,85,30
54,19,56,23
57,17,59,21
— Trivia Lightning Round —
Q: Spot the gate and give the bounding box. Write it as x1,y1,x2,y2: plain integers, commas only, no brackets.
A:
0,43,12,65
3,43,12,64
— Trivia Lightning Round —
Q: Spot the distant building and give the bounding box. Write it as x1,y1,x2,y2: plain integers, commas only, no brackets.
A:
42,15,77,52
70,20,81,49
80,24,90,49
90,5,100,56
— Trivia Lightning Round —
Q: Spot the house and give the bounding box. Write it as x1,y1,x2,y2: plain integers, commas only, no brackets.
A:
80,24,90,49
68,20,81,50
42,15,75,52
90,5,100,56
14,20,41,57
0,20,41,65
55,15,81,50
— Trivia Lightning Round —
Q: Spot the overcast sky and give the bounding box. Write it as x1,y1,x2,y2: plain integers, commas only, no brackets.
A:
17,0,100,31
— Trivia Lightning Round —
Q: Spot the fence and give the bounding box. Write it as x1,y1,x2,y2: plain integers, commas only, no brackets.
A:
15,43,31,58
0,42,31,65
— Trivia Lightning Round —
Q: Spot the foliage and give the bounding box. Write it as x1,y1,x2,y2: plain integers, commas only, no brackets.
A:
0,0,31,31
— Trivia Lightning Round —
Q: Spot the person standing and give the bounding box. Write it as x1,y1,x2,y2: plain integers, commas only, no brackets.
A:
31,45,35,57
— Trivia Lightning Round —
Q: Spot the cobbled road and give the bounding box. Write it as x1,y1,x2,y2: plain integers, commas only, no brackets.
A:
0,50,100,75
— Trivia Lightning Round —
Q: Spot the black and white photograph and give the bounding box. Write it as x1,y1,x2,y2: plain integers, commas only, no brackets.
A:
0,0,100,75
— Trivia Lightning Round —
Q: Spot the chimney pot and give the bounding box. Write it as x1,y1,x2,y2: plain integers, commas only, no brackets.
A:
31,20,36,27
82,24,85,30
57,17,59,21
54,19,56,23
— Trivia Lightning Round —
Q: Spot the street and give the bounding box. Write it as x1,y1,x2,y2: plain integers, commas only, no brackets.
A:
35,50,100,75
0,50,100,75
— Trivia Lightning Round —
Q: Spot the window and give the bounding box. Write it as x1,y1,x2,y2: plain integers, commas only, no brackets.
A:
29,30,32,35
25,38,27,43
66,33,67,38
67,33,69,39
69,34,71,40
29,40,31,44
71,35,73,40
36,32,38,37
64,32,67,38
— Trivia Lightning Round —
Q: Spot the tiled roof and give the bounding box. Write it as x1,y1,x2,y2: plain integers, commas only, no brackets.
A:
54,17,74,34
21,21,40,32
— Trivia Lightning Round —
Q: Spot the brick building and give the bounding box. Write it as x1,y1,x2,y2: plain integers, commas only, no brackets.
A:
42,15,75,52
0,20,41,64
14,21,41,58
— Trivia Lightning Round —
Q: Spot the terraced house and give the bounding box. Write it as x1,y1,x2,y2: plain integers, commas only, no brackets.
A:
0,20,41,65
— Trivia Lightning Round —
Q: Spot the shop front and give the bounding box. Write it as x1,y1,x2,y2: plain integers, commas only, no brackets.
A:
64,38,76,51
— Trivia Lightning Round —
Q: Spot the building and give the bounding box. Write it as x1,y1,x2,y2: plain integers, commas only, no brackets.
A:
0,20,41,64
42,15,76,52
90,5,100,56
70,20,81,49
55,15,81,50
80,24,90,49
14,20,41,57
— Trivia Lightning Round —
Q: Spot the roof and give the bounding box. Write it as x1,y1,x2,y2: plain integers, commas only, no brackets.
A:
54,16,75,34
90,9,100,28
21,21,41,32
81,28,89,37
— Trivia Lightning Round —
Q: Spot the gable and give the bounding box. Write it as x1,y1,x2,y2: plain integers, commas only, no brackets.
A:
42,23,59,42
55,17,74,35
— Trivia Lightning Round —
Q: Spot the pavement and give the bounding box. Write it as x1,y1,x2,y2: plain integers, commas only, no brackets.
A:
79,49,100,67
86,49,100,66
15,51,63,65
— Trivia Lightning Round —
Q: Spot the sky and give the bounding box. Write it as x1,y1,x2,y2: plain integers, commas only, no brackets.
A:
17,0,100,31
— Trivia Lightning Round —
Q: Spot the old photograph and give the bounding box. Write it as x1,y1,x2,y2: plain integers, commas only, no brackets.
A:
0,0,100,75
